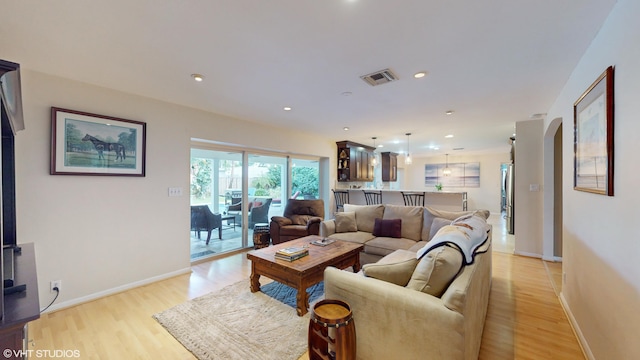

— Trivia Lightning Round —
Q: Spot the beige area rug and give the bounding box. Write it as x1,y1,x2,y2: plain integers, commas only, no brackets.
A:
153,280,316,360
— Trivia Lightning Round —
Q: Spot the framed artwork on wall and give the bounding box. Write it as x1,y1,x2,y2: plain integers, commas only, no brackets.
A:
425,162,480,188
50,107,146,176
573,66,614,195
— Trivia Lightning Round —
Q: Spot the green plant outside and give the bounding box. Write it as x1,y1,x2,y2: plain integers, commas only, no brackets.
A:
190,160,319,203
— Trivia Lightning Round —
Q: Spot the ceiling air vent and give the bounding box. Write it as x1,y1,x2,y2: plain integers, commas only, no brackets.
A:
360,68,398,86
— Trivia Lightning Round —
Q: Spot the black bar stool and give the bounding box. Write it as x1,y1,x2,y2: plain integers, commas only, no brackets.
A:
362,190,382,205
332,189,350,212
401,191,425,206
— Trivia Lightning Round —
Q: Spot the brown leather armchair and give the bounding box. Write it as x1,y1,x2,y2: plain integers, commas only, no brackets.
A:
270,199,325,244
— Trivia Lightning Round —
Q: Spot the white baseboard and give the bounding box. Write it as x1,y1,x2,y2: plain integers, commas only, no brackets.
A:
559,293,594,360
513,250,542,258
542,255,562,262
42,267,192,313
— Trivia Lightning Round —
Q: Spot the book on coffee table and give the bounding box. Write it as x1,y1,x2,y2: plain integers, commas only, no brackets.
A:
276,246,308,256
274,251,309,262
275,245,309,261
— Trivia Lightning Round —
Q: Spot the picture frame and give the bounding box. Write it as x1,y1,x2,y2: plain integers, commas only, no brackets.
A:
50,107,146,176
573,66,614,195
425,162,480,188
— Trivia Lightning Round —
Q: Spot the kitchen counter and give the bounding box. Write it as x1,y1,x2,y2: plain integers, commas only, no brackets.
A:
342,189,467,211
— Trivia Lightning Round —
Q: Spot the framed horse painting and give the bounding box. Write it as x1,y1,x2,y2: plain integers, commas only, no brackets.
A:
50,107,146,176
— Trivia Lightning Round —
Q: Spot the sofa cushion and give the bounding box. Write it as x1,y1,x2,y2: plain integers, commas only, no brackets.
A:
372,218,402,238
422,207,490,241
406,245,463,297
364,237,418,257
429,217,452,239
328,231,375,244
279,224,311,236
343,204,384,233
382,204,423,241
407,241,428,252
362,258,419,286
283,199,325,218
376,249,417,264
289,214,314,225
335,211,357,233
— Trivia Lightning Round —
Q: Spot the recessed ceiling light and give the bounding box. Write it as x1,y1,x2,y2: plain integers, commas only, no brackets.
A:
191,73,204,82
433,147,440,150
283,106,292,111
413,72,427,79
343,127,350,131
445,110,454,115
445,134,454,138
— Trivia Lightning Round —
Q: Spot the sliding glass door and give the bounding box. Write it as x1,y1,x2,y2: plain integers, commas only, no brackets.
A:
190,148,244,260
190,145,324,261
247,154,287,224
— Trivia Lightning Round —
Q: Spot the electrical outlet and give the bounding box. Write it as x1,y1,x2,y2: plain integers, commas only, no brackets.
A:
50,280,61,293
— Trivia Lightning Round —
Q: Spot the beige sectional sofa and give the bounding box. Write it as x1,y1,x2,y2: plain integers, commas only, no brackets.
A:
320,204,489,265
320,204,492,360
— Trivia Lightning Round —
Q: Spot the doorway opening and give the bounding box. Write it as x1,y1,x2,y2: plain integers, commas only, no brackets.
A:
543,118,563,261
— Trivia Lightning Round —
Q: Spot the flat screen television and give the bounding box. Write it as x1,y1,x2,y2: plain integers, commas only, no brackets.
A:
0,59,25,320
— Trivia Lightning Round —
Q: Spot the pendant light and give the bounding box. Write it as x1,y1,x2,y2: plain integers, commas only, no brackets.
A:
443,154,452,176
405,133,412,165
371,137,378,167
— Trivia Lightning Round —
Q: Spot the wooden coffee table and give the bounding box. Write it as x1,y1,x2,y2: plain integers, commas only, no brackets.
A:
246,235,364,316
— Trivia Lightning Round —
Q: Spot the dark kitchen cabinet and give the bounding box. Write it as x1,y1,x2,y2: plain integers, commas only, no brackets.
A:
336,141,375,182
381,152,398,182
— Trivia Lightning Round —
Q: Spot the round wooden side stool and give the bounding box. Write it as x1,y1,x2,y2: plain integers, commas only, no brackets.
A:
308,299,356,360
252,223,270,249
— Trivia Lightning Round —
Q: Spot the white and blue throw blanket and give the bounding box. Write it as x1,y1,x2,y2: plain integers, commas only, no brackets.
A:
416,214,490,265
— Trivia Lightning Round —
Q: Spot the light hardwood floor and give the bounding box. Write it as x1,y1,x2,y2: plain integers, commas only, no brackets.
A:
30,244,583,359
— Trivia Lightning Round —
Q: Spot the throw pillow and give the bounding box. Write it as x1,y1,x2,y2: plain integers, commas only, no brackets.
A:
372,218,402,238
343,204,384,233
429,217,452,240
382,204,423,241
335,211,358,233
362,258,419,286
421,207,489,241
406,246,463,297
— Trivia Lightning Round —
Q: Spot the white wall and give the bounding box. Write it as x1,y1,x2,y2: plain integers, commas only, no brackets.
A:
544,0,640,357
17,70,334,310
403,152,509,214
514,119,544,257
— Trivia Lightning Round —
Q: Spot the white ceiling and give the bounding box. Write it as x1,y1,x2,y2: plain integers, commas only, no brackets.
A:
0,0,617,157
